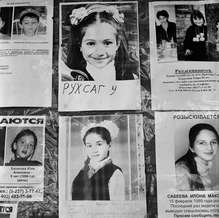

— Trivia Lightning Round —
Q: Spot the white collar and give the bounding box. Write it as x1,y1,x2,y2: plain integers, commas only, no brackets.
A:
86,61,116,82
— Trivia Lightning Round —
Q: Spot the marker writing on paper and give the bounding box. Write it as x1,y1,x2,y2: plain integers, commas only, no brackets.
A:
63,82,117,95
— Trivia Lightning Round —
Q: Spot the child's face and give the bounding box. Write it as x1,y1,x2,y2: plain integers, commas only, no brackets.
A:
20,16,39,36
84,133,110,162
193,17,204,27
80,22,119,69
192,129,218,162
14,134,35,159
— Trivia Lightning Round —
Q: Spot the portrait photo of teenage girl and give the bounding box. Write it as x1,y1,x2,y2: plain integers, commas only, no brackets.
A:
4,127,44,166
60,2,139,82
175,123,219,191
175,5,209,61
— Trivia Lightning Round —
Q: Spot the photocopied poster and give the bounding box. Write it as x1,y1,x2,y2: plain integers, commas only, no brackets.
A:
0,116,45,201
59,114,146,218
149,1,219,110
155,111,219,218
0,0,53,107
58,1,141,111
0,203,17,218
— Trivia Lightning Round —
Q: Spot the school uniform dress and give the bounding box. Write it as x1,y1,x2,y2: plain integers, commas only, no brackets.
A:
184,25,208,61
156,21,176,44
175,150,212,191
5,158,42,166
71,162,123,200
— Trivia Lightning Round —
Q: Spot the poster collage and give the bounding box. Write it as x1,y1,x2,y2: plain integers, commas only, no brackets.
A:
0,0,219,218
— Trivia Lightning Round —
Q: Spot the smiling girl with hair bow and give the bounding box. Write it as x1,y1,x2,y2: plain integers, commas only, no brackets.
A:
61,3,138,82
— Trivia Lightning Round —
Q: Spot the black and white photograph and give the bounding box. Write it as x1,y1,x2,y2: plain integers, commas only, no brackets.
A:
149,1,219,111
4,126,43,166
58,1,141,111
154,5,177,62
12,6,47,41
0,7,13,40
0,116,45,202
176,4,208,61
59,114,146,218
155,111,219,217
60,2,139,82
175,121,219,191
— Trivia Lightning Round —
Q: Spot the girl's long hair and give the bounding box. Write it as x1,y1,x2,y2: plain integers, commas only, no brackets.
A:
65,6,134,80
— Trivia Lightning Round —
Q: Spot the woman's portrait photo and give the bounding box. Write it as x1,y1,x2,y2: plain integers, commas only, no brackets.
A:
60,2,139,82
175,5,209,61
154,5,177,62
12,6,47,41
0,7,13,40
4,127,44,166
62,115,145,201
175,122,219,191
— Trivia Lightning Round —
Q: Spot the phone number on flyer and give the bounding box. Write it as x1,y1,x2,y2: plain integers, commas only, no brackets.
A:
0,194,32,200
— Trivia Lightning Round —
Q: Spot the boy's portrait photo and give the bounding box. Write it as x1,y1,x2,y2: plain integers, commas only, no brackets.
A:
4,127,44,166
12,6,47,40
0,7,13,40
60,2,139,82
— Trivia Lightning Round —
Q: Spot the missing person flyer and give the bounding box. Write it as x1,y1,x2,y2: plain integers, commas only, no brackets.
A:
0,0,53,107
58,1,141,111
149,1,219,110
0,116,45,201
155,111,219,218
0,203,17,218
59,114,146,218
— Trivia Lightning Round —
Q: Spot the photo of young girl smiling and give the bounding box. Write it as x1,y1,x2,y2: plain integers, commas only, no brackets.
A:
60,2,139,82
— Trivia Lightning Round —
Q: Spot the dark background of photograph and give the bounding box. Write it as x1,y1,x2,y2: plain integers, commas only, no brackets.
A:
13,6,47,36
61,2,140,79
175,5,206,61
0,7,13,37
205,3,219,61
0,127,6,166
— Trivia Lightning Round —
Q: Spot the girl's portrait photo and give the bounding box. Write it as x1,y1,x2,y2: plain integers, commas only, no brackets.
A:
176,5,209,61
0,7,13,40
4,127,44,166
12,6,47,40
175,122,219,191
60,115,145,202
154,5,177,62
60,2,139,82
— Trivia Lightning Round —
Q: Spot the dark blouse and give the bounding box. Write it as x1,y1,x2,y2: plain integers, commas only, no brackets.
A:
184,25,208,61
156,21,176,44
72,163,122,200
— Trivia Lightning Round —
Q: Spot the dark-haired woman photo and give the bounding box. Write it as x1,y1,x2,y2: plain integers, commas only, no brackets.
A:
175,123,219,191
71,121,125,200
184,10,208,61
